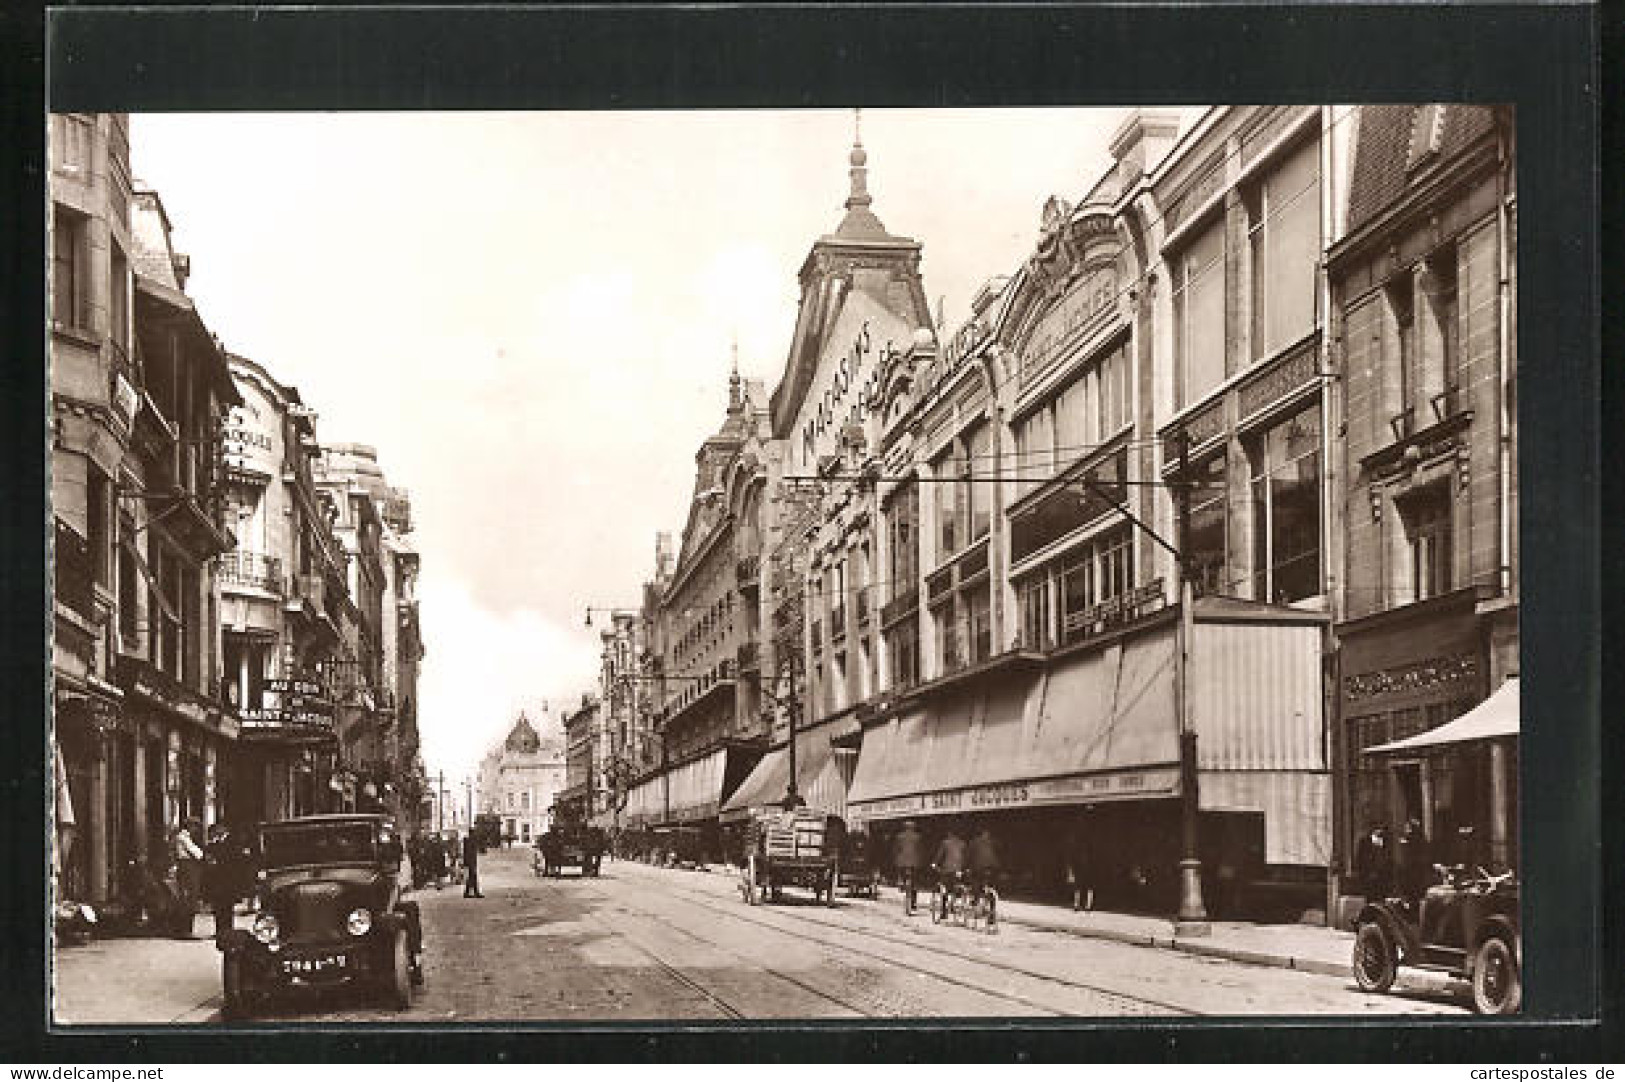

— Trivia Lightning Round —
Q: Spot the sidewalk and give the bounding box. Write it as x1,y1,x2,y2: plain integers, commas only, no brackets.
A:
670,860,1365,980
52,918,226,1026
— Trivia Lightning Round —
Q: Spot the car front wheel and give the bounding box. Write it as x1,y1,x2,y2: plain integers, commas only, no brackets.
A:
385,928,412,1010
1472,934,1521,1015
1352,921,1397,993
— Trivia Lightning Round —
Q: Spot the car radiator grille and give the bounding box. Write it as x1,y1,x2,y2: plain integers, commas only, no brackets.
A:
283,882,346,941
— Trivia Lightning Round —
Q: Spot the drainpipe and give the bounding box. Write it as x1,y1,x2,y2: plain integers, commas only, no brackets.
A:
1496,133,1514,600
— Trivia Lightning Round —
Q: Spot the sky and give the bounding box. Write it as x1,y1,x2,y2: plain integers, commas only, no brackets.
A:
130,108,1193,781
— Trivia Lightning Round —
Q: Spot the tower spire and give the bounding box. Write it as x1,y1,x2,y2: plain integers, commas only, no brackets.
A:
845,108,871,213
728,332,742,413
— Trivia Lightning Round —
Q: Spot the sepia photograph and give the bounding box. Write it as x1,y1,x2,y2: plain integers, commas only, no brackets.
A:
44,100,1528,1027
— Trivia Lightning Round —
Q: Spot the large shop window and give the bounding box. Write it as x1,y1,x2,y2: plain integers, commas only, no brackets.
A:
1401,485,1453,603
1018,574,1053,651
1009,448,1127,565
1013,340,1131,499
1174,221,1226,407
1247,402,1322,604
968,422,993,543
886,482,919,602
932,447,959,561
928,545,990,676
1247,136,1321,360
885,619,919,691
1056,524,1135,645
1187,453,1229,598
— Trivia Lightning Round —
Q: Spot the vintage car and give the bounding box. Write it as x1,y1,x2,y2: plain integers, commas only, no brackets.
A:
1352,864,1520,1014
217,814,423,1020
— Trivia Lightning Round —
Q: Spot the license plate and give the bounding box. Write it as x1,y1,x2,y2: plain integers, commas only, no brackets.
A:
281,954,348,976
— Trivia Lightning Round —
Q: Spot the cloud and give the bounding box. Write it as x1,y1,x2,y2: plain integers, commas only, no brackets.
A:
414,572,600,779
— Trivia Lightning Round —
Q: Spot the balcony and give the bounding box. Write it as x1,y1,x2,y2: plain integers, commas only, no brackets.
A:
736,641,759,675
218,551,284,595
855,590,870,627
830,604,847,642
736,555,760,594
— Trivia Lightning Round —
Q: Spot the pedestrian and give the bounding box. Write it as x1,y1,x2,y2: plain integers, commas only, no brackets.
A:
1393,817,1431,908
202,823,241,945
1352,821,1393,900
462,829,484,898
171,821,204,937
1065,817,1095,912
968,824,1000,886
892,819,925,914
932,823,968,921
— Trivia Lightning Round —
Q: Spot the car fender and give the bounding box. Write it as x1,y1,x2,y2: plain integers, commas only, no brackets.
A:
1470,914,1520,970
1355,901,1419,962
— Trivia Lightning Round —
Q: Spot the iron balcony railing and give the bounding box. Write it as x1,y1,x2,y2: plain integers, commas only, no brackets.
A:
736,641,759,674
218,551,284,594
736,555,760,590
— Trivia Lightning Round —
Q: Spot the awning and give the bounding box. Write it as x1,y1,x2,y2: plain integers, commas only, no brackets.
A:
847,630,1182,822
624,776,664,827
1365,678,1519,756
720,724,852,823
664,747,729,823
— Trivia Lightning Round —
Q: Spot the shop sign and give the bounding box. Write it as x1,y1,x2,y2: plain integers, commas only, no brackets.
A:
848,794,924,819
1020,264,1118,386
1029,767,1179,803
800,319,895,466
1344,652,1478,704
1238,336,1319,423
268,677,326,699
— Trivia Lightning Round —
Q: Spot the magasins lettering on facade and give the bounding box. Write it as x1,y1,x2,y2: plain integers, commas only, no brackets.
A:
801,321,894,465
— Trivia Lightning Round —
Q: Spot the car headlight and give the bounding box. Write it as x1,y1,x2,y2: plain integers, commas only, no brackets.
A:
252,912,280,945
346,908,372,936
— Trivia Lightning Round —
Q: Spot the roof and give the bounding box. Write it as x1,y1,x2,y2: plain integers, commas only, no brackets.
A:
259,813,392,826
1345,105,1499,233
1365,679,1519,756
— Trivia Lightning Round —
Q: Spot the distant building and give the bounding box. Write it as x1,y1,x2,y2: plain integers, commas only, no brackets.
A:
478,712,566,844
556,694,599,824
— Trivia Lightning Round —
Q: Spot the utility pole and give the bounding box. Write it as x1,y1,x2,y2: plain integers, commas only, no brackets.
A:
1173,427,1209,934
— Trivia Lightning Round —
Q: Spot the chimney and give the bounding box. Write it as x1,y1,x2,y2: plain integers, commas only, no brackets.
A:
1109,109,1184,187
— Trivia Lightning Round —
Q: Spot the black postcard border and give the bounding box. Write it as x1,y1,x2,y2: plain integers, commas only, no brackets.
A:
4,0,1608,1063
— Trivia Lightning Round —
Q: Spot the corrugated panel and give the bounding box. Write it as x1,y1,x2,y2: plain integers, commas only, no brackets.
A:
1191,621,1324,771
1201,770,1332,866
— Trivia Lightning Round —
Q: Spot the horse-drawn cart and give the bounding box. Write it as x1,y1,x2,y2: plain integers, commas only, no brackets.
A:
738,809,840,906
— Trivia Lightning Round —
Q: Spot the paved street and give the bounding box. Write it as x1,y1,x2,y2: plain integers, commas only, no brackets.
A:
54,848,1466,1024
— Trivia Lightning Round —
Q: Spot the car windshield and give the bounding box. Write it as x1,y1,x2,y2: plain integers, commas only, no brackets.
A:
259,822,378,869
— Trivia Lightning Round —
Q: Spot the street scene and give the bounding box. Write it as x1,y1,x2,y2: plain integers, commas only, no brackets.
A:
53,846,1469,1022
48,105,1519,1024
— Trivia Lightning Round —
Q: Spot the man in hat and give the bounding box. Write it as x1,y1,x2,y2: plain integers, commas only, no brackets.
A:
462,829,484,898
892,820,925,915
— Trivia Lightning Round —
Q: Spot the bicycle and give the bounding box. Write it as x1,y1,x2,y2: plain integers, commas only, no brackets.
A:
930,868,966,925
963,872,999,933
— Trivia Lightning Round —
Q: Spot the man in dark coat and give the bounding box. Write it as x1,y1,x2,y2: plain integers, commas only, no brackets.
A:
462,831,484,898
1352,822,1393,900
1393,817,1431,907
892,820,925,915
203,824,244,945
